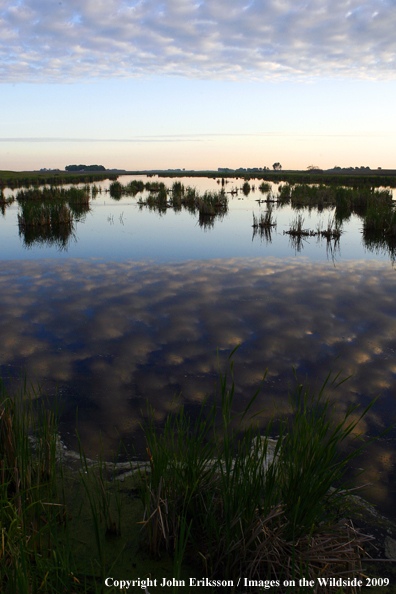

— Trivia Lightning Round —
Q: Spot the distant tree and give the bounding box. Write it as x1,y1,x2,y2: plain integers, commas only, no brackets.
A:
272,162,282,171
307,165,320,170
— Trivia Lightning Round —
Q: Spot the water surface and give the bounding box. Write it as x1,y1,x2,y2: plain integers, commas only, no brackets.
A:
1,175,396,517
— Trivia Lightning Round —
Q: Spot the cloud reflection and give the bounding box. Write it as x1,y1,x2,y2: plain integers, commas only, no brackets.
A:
1,256,396,511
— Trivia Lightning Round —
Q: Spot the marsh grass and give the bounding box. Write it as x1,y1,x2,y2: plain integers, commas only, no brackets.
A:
139,184,228,224
252,206,276,229
285,214,310,236
284,214,342,242
363,198,396,236
0,355,385,593
16,186,90,204
139,348,378,591
0,378,76,592
18,202,73,228
321,215,342,239
259,181,271,194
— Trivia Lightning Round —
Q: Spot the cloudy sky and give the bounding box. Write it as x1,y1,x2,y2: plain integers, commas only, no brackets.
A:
1,0,395,170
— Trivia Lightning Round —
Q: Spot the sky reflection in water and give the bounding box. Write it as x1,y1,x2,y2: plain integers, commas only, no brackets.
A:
1,177,396,517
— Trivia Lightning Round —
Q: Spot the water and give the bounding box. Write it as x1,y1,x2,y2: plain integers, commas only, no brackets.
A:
1,175,396,518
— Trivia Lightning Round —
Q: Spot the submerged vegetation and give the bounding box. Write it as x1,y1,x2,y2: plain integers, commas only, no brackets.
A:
0,350,389,593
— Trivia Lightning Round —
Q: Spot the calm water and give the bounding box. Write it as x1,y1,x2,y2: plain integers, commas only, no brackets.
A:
1,175,396,517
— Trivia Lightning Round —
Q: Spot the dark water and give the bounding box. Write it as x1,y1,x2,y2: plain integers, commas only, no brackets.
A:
1,176,396,517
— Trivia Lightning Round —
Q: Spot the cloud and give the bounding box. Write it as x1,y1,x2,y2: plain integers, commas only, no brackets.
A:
0,0,395,82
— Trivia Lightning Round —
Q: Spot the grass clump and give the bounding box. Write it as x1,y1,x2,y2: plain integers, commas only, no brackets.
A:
242,181,251,195
252,206,276,229
285,214,310,236
363,197,396,236
139,349,376,590
259,181,271,194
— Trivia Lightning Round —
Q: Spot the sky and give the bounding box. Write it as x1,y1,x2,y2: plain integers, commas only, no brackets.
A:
1,0,395,171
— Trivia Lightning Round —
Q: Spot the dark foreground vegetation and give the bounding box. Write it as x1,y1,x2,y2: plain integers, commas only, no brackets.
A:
0,348,391,593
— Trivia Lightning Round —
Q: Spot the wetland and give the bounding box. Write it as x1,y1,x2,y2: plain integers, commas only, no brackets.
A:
2,173,396,591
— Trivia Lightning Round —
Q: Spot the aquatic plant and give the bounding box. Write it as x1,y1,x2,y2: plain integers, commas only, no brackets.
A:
259,181,271,194
139,349,377,589
363,198,396,236
109,181,123,199
321,215,342,240
0,379,76,592
286,214,308,236
242,181,251,196
18,202,73,228
16,186,90,203
252,206,276,229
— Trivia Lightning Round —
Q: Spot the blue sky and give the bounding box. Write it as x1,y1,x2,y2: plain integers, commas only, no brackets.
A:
1,0,395,171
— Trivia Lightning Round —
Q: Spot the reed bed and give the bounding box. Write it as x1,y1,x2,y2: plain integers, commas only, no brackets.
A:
18,202,73,228
363,199,396,236
16,186,90,204
139,349,378,591
110,179,159,199
139,185,228,221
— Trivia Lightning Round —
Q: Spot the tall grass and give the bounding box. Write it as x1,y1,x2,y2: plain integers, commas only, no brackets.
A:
16,186,89,203
18,202,73,228
363,198,396,236
139,348,377,589
0,356,384,592
0,378,76,593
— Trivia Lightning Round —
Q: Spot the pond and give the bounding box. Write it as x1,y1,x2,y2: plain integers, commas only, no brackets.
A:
1,175,396,519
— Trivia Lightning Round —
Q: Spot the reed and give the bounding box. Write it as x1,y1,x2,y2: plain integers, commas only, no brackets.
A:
321,215,342,240
16,186,89,203
363,199,396,236
252,206,276,229
18,202,73,228
286,214,309,236
0,379,79,592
